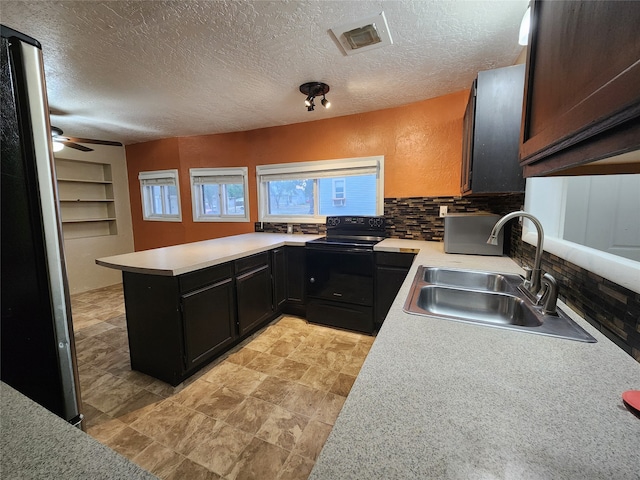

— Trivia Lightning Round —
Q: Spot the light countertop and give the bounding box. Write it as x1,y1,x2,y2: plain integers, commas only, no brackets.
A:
96,233,322,276
1,383,157,480
311,240,640,480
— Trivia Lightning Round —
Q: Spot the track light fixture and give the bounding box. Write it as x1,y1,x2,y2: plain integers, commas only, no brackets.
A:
299,82,330,112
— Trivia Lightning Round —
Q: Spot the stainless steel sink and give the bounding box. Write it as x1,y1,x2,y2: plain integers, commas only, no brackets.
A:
404,266,596,343
415,286,542,327
421,266,522,293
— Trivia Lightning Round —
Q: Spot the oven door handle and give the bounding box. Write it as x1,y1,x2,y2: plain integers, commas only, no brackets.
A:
305,245,374,254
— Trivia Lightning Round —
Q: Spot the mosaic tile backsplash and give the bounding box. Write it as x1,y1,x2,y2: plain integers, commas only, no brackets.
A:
257,193,639,362
509,222,640,363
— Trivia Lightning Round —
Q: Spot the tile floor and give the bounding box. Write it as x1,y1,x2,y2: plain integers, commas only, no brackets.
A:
71,284,373,480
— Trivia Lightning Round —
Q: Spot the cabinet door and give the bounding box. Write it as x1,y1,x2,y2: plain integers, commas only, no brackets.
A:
181,278,235,369
374,252,415,327
375,266,411,327
284,246,306,313
236,264,273,336
272,248,287,311
461,82,476,193
520,0,640,176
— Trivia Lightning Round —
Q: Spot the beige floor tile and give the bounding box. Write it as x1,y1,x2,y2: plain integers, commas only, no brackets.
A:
214,366,266,396
104,426,154,459
86,416,127,443
245,334,277,353
171,379,219,409
277,453,315,480
329,373,356,397
266,339,300,358
313,392,346,426
226,396,278,435
74,321,117,338
129,400,191,445
165,411,218,455
93,326,129,348
245,352,285,376
269,358,310,382
256,405,308,451
251,376,296,405
194,386,247,421
297,366,340,391
165,458,223,480
75,337,119,367
83,374,144,415
281,383,327,417
226,437,290,480
226,347,261,366
274,316,308,331
187,423,253,476
292,420,333,461
132,441,184,478
109,389,165,424
340,354,366,376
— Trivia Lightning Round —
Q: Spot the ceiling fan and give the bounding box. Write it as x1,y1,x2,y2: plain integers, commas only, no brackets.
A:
50,126,122,152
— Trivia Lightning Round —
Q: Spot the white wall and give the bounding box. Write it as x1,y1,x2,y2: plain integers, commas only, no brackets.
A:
55,144,134,294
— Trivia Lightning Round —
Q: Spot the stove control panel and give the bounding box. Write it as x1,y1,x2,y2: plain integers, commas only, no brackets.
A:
326,215,386,233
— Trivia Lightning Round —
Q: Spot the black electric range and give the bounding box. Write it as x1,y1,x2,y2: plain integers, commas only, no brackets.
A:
305,216,386,333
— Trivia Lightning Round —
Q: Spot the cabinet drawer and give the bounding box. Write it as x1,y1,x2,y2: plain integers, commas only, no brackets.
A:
375,252,415,268
235,251,269,275
179,262,233,293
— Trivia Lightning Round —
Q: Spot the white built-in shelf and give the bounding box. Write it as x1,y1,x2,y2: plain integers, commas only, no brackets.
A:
55,158,117,238
61,217,117,224
59,199,114,202
57,178,113,185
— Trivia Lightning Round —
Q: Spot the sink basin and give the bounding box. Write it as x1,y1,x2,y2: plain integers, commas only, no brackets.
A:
403,266,596,343
421,266,522,293
415,286,542,327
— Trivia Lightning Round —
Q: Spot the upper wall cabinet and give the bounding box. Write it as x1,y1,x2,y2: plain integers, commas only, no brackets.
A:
519,0,640,177
462,64,526,195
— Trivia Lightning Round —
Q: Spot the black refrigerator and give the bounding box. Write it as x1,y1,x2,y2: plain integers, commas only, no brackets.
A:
1,25,83,428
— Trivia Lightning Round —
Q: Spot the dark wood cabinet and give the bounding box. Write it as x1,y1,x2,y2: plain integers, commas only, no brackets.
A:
283,246,306,316
181,278,235,368
374,252,416,328
235,252,274,336
272,248,287,311
122,252,280,386
462,64,526,194
520,0,640,176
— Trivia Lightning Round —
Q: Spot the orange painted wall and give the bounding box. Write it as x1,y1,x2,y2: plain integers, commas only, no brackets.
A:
126,89,468,251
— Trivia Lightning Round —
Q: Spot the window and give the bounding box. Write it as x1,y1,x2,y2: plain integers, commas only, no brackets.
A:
256,156,383,223
138,169,181,222
332,178,346,206
190,167,249,222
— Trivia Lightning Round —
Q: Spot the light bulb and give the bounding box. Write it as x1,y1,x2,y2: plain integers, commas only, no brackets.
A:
52,140,65,152
321,96,331,108
519,6,531,46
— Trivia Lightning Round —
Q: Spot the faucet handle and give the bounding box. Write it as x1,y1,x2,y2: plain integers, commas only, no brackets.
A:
540,273,559,316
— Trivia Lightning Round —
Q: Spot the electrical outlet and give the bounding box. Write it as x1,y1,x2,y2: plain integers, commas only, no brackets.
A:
439,206,448,217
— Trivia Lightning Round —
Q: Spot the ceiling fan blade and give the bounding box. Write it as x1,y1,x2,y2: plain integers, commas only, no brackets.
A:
61,140,94,152
65,137,123,147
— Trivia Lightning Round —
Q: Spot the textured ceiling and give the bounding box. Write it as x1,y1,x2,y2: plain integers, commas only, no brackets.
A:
2,0,527,145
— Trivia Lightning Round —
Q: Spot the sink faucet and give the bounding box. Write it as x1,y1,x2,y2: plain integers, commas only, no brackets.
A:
487,211,545,297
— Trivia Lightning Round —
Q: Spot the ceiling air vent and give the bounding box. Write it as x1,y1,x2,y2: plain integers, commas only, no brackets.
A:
331,12,393,56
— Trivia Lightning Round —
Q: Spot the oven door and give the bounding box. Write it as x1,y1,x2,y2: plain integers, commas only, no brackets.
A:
306,247,374,306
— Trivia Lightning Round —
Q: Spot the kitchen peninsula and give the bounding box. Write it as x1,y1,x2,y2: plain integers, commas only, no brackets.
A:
96,233,322,385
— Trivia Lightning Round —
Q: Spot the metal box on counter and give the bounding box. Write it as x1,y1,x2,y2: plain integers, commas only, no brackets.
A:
444,214,503,256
